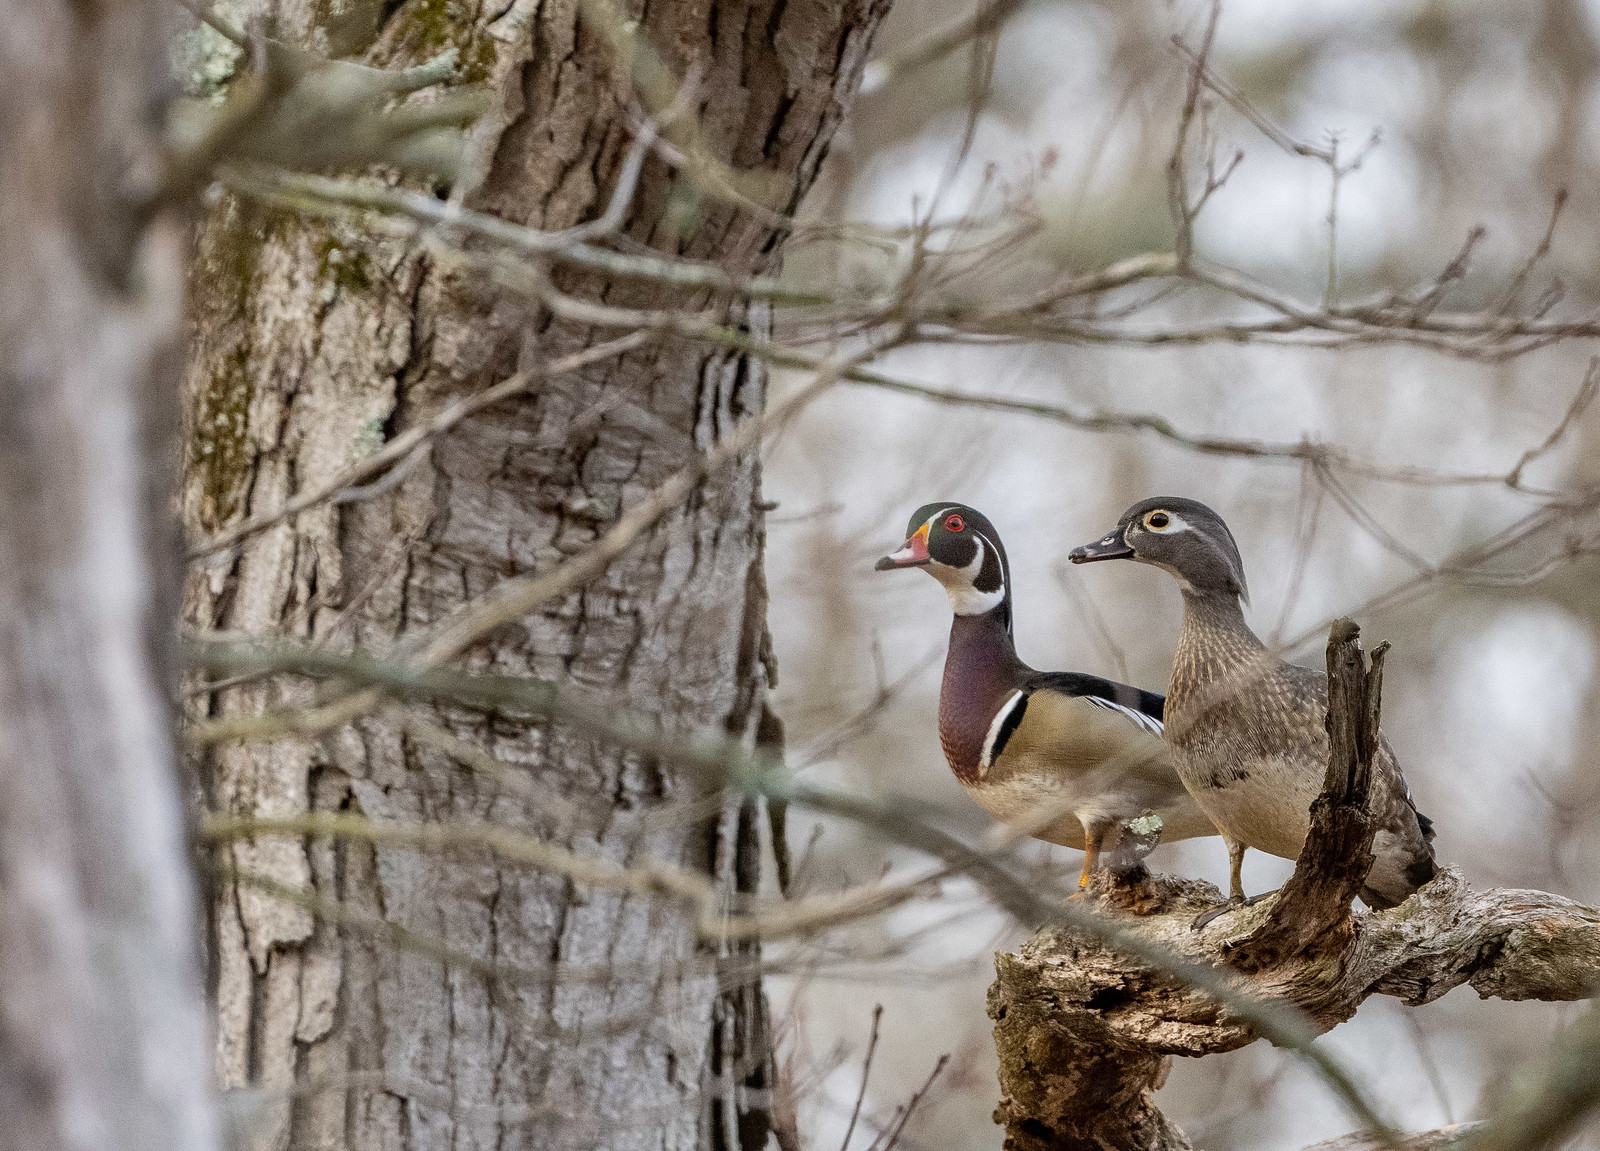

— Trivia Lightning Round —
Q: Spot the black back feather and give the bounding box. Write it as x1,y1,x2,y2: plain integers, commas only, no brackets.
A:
1024,671,1165,721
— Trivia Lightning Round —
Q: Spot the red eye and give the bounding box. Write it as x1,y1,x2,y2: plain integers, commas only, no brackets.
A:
944,514,965,532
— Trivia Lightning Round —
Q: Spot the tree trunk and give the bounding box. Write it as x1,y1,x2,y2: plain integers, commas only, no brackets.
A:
0,3,215,1150
180,1,887,1148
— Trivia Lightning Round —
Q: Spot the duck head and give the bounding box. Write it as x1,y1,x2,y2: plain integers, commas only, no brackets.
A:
1069,496,1249,603
876,502,1012,626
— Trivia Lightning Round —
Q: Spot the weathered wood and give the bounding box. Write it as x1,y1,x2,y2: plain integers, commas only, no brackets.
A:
0,2,214,1149
180,1,890,1147
990,867,1600,1150
1226,619,1384,971
1084,813,1197,918
990,622,1600,1151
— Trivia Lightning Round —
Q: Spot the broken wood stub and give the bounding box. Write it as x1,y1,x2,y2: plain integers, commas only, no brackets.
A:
1084,813,1202,917
989,870,1600,1151
1226,619,1386,972
989,889,1228,1151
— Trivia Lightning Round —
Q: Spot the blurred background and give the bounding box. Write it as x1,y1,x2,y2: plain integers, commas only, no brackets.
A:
759,1,1600,1147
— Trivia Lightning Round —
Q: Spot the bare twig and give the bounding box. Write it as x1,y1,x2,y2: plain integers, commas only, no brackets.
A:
222,166,821,303
1167,1,1222,266
840,1005,884,1151
864,1053,949,1151
1269,460,1327,646
1506,357,1599,488
1496,189,1568,315
833,368,1565,492
205,810,936,942
859,0,1027,95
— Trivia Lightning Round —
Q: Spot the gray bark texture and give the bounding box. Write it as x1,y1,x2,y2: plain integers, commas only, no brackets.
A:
0,3,217,1150
180,1,888,1148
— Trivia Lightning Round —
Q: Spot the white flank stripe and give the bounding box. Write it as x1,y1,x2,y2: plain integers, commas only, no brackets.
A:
980,689,1026,775
1084,694,1164,736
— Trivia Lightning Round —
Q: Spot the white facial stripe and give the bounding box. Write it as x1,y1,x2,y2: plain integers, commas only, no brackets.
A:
1143,510,1194,534
929,535,1005,615
976,526,1009,595
980,689,1026,774
1084,694,1164,736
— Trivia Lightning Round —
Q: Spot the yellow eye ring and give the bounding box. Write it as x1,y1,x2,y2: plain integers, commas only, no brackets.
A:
1145,511,1170,529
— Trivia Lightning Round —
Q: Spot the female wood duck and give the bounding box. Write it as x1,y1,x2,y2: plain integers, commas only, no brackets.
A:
1070,496,1437,916
876,502,1218,888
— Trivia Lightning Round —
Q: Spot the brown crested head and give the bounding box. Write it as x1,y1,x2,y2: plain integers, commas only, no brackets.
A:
1069,496,1249,603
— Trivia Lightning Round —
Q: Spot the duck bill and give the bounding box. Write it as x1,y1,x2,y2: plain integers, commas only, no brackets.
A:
875,522,931,570
1068,527,1133,563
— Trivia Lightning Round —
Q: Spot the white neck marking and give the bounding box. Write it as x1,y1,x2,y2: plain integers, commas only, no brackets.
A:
930,536,1006,616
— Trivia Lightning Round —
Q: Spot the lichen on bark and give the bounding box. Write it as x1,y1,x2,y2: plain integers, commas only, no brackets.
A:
181,0,890,1147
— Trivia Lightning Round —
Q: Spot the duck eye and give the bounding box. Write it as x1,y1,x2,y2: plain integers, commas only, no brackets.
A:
1146,511,1170,530
944,514,965,532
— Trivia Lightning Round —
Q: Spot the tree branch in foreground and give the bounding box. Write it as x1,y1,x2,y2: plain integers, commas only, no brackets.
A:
182,635,1396,1137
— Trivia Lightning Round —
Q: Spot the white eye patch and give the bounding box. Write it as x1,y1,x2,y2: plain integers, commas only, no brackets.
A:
1141,510,1192,534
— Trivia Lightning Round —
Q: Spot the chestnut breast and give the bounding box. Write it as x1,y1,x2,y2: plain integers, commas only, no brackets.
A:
937,612,1025,784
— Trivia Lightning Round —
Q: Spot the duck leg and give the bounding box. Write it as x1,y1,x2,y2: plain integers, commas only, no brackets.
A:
1192,836,1249,930
1076,818,1114,890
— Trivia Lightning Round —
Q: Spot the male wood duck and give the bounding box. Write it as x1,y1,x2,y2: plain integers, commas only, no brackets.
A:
876,503,1218,888
1069,496,1437,917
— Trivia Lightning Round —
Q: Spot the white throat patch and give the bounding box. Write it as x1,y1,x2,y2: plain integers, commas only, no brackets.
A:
929,536,1006,616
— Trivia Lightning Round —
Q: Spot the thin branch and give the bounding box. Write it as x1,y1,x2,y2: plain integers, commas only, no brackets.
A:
831,368,1563,492
1496,189,1567,316
795,643,941,768
236,160,1600,365
206,811,935,942
840,1005,884,1151
865,1053,949,1151
1506,356,1599,488
222,166,822,304
1167,0,1222,266
1269,460,1326,646
859,0,1027,95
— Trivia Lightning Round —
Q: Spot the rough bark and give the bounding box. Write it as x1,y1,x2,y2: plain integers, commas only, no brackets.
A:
0,3,215,1150
180,1,888,1148
991,869,1600,1151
